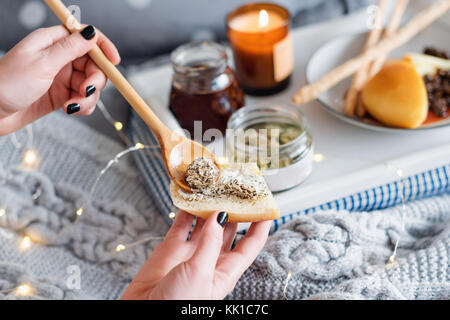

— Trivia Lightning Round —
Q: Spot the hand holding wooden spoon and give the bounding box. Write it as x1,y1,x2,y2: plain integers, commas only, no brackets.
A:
44,0,221,192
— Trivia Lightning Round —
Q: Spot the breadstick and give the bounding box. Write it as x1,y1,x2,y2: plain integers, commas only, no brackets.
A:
369,0,409,77
356,0,409,117
345,0,387,116
292,0,450,105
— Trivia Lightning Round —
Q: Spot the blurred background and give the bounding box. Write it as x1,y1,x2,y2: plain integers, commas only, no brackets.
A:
0,0,374,138
0,0,374,64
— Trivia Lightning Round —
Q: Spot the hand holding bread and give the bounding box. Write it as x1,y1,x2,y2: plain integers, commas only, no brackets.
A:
122,211,272,300
171,161,279,223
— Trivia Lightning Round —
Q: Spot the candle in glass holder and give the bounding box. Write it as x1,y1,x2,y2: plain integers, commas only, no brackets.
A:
226,3,294,96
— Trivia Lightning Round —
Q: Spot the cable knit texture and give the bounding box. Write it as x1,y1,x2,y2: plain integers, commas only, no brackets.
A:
0,112,169,299
228,195,450,300
0,112,449,300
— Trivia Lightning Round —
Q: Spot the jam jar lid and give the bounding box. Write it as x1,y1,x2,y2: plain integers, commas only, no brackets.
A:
170,41,233,95
171,42,228,76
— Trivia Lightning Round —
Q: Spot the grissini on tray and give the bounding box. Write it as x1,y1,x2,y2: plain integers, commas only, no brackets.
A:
344,0,388,117
356,0,410,117
369,0,410,78
292,0,450,105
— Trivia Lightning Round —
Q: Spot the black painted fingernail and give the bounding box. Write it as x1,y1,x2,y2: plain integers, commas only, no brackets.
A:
67,103,80,115
86,85,96,97
217,212,228,227
81,25,95,40
231,237,237,250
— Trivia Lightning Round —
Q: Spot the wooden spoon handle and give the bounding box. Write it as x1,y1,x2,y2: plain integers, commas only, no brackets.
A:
44,0,170,139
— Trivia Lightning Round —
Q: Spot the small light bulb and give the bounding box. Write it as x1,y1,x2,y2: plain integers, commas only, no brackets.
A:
115,244,126,252
388,255,396,265
313,154,325,163
0,209,5,217
15,284,33,296
20,236,32,250
218,157,229,165
114,122,123,131
135,143,145,150
76,208,84,216
168,212,176,219
23,150,38,166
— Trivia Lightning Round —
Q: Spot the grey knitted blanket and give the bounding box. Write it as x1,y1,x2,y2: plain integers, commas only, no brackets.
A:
0,112,448,300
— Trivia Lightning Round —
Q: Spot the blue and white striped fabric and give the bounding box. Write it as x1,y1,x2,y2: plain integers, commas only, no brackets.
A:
128,111,178,225
270,164,450,232
128,111,450,231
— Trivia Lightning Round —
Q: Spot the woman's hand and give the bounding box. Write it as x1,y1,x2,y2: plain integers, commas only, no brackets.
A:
0,25,120,136
121,211,272,300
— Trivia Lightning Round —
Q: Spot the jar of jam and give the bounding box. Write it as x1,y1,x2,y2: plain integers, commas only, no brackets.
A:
169,42,245,139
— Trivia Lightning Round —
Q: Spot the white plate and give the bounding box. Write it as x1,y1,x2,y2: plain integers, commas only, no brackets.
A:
306,24,450,133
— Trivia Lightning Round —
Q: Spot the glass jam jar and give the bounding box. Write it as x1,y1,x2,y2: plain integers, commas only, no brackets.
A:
169,42,245,139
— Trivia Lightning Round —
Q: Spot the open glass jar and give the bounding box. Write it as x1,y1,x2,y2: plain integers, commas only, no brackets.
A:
169,42,245,139
226,104,313,191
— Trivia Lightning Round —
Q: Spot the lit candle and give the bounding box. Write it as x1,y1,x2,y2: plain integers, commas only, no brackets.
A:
226,3,294,96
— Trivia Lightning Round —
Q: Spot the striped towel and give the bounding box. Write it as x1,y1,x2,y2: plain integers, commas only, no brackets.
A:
127,110,450,232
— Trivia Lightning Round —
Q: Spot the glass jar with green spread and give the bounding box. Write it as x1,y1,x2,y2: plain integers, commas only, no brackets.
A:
226,103,314,191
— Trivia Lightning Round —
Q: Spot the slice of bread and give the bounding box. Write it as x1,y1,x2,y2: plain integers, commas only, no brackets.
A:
170,163,279,223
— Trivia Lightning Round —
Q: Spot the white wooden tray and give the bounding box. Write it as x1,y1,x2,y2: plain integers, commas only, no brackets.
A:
127,3,450,228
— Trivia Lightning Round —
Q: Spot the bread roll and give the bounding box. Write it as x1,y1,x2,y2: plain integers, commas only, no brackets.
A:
170,163,279,223
362,59,428,128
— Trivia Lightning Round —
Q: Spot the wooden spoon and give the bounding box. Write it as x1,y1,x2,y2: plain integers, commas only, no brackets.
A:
44,0,221,192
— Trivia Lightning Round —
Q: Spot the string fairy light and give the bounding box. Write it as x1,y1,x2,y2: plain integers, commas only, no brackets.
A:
0,98,413,299
75,208,84,217
23,149,39,167
42,100,167,251
280,155,408,298
15,283,34,296
10,125,38,168
135,142,145,150
114,121,124,131
168,211,176,219
115,244,126,252
1,99,167,265
282,271,292,300
386,164,406,266
312,151,407,264
31,185,42,201
71,142,160,225
0,283,35,297
10,125,33,150
96,99,130,145
19,236,33,251
313,153,325,163
114,235,165,253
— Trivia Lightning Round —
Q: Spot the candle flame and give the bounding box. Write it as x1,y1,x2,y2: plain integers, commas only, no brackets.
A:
258,9,269,28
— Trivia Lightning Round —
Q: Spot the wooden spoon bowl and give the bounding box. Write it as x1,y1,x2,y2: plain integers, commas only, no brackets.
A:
165,134,222,192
